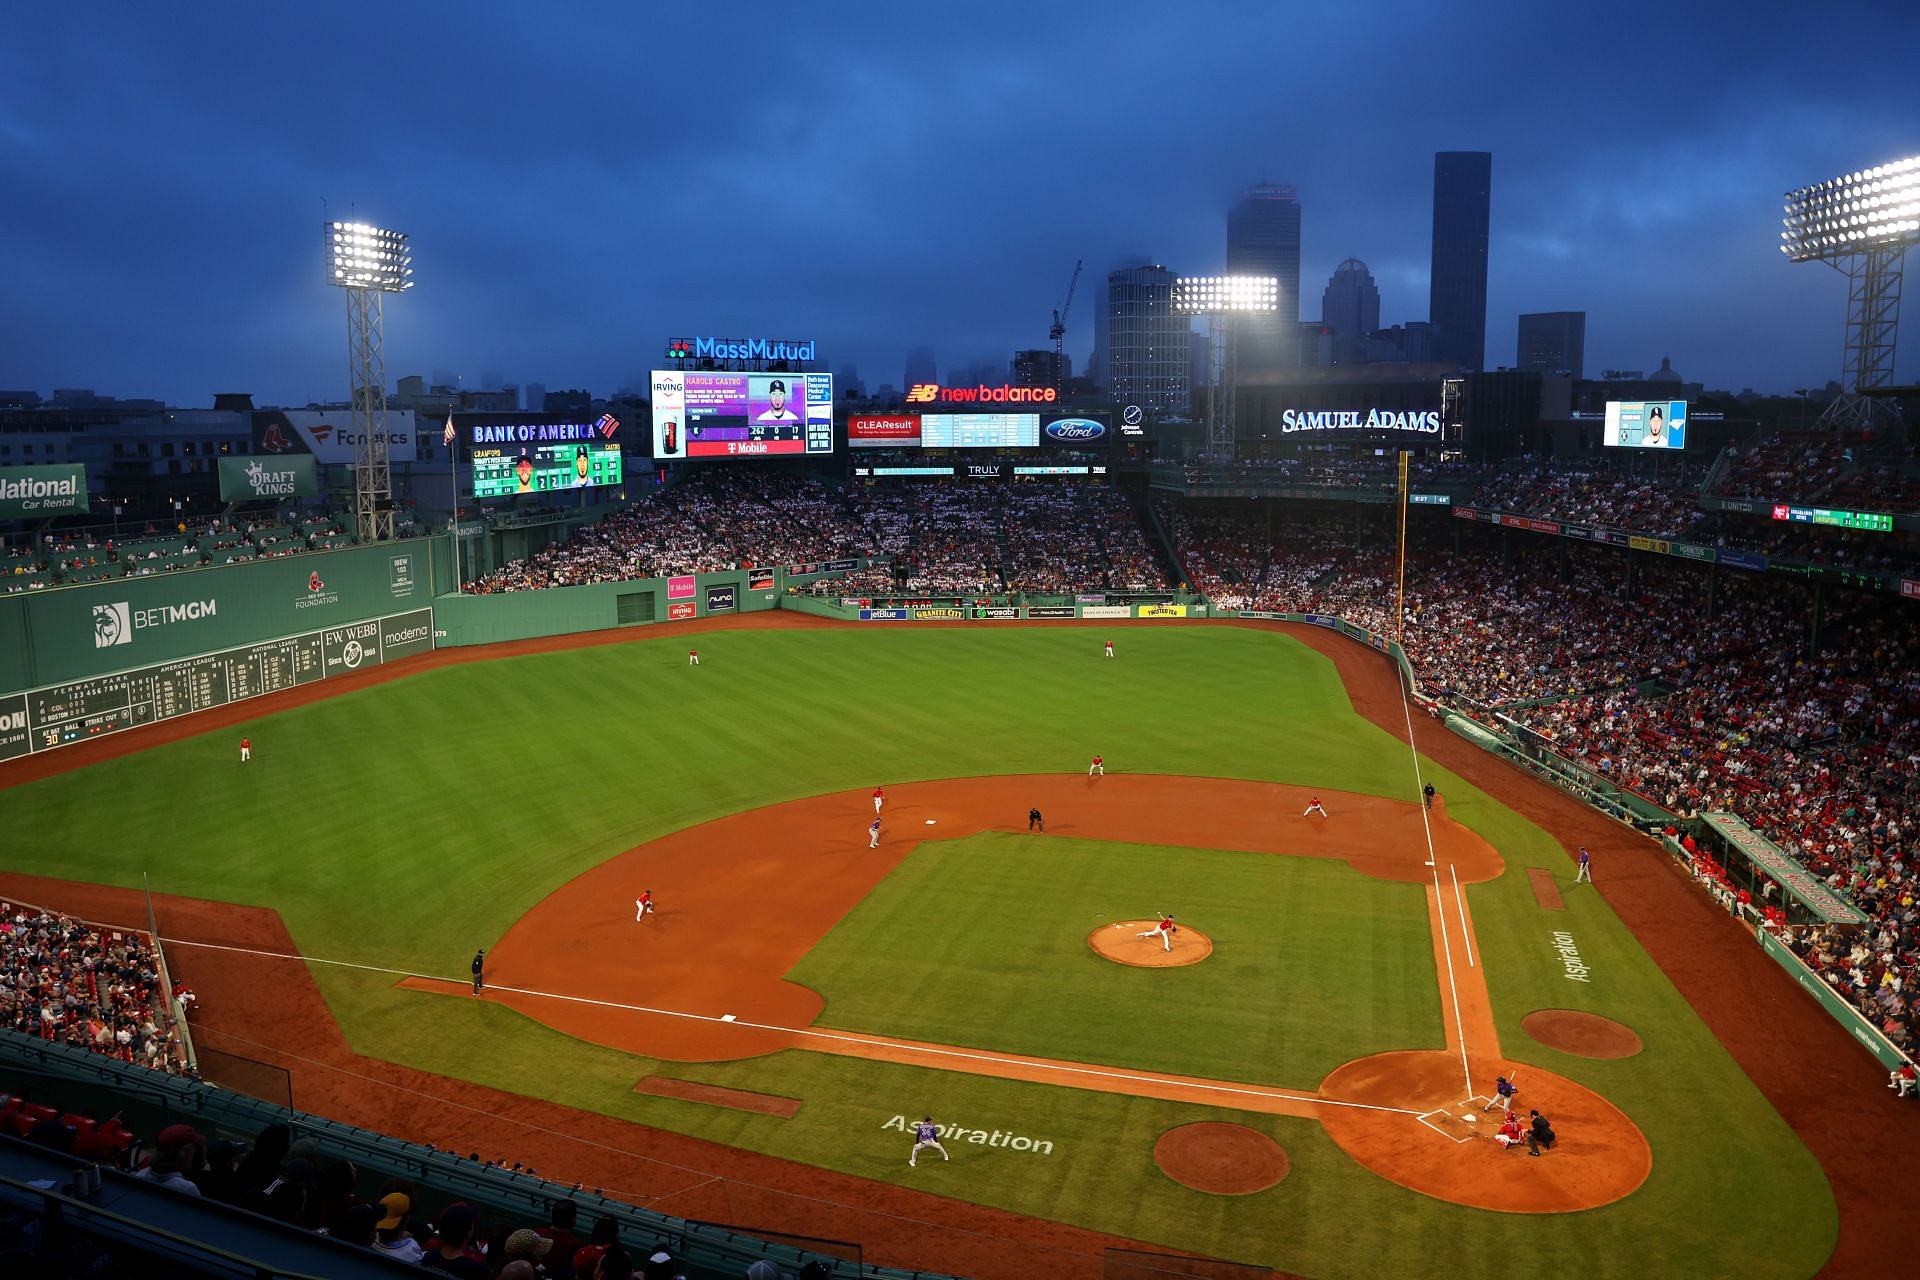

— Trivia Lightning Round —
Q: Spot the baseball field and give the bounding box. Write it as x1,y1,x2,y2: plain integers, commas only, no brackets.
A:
0,616,1846,1277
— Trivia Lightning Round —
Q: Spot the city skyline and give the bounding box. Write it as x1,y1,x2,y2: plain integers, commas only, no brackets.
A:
2,2,1917,407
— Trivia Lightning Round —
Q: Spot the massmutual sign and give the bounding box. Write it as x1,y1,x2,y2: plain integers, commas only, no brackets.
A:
1280,408,1441,435
666,336,816,363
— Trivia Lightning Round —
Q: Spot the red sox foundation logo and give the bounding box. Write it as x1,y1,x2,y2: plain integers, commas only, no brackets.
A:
309,571,325,593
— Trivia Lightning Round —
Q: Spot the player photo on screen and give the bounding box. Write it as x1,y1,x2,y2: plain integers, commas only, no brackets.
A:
752,376,802,424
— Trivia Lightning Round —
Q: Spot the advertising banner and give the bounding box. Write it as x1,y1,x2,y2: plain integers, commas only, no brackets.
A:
667,575,696,600
1904,579,1920,600
911,607,965,620
859,608,908,620
1721,551,1770,572
1136,603,1188,618
748,571,777,592
0,464,88,517
972,606,1022,619
252,410,418,466
1041,414,1111,447
651,370,833,458
703,585,737,613
1026,606,1076,618
1081,605,1132,619
1075,594,1107,604
848,415,921,449
1629,536,1671,554
668,601,697,620
962,463,1005,480
1673,542,1717,563
218,455,319,502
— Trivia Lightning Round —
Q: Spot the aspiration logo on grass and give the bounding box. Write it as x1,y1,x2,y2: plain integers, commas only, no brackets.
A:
1552,930,1591,983
882,1114,1054,1155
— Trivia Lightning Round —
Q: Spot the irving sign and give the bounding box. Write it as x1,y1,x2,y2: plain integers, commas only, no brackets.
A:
1279,408,1441,435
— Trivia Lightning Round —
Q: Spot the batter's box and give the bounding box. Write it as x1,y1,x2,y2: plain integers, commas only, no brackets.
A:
1416,1104,1485,1144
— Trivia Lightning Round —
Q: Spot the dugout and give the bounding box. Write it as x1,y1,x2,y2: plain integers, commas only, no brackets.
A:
1692,811,1869,932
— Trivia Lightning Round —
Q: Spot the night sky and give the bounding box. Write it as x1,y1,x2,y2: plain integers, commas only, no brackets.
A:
3,0,1917,407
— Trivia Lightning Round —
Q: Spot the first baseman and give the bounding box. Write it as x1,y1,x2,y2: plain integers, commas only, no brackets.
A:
909,1116,948,1166
869,818,881,849
1303,796,1329,817
1136,914,1177,952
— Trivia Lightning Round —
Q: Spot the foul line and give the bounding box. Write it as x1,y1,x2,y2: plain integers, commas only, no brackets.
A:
159,937,1420,1118
1394,670,1473,1100
1449,864,1476,968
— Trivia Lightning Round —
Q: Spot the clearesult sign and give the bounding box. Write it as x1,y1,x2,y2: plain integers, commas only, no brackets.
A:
218,454,318,501
0,464,88,517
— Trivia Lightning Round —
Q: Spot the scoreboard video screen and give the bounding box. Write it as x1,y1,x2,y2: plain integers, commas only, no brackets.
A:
467,415,624,498
650,371,833,458
1604,400,1687,450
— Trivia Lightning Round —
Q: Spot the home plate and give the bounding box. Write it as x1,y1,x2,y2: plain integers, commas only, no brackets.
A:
721,1014,736,1023
925,819,936,825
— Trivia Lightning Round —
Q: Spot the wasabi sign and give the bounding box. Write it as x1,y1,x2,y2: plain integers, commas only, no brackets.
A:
219,455,319,501
0,464,89,517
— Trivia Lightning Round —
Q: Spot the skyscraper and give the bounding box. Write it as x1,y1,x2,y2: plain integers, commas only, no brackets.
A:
522,382,546,413
1088,253,1151,389
1107,265,1190,414
1321,259,1381,345
1011,349,1069,388
1516,311,1586,380
1428,151,1492,371
903,347,937,391
1227,184,1302,372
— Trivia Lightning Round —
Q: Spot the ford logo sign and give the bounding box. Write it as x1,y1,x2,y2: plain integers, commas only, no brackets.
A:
1043,418,1107,442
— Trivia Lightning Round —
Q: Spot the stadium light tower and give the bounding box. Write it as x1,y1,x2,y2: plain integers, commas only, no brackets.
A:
1780,156,1920,431
324,221,414,541
1175,276,1279,457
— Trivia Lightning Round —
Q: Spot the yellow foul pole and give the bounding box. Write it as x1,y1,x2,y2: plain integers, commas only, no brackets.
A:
1396,450,1409,646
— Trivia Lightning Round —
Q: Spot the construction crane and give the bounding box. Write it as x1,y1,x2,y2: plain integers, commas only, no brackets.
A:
1049,259,1083,392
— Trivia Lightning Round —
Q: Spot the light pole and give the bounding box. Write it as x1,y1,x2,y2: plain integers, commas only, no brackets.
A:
1174,276,1279,460
324,221,413,541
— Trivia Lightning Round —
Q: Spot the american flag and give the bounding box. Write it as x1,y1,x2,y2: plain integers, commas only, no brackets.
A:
442,412,455,448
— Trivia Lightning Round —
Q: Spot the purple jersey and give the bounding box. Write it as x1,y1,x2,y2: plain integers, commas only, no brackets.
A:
915,1122,938,1143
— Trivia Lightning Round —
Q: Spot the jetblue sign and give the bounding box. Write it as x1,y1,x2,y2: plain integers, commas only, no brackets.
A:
668,336,816,363
1043,418,1108,443
1280,408,1441,434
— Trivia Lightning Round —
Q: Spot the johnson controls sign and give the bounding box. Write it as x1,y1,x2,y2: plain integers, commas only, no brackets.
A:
1280,408,1441,435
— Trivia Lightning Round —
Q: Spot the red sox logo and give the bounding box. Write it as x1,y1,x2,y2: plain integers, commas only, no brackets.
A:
308,571,325,593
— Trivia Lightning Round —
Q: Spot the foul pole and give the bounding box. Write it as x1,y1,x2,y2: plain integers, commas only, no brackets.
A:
1396,450,1409,645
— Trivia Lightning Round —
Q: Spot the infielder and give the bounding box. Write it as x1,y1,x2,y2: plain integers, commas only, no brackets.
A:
1482,1073,1518,1113
872,786,885,815
1575,847,1592,883
1136,914,1178,952
688,648,699,666
1103,639,1114,659
1088,754,1105,777
634,890,654,922
869,818,881,849
909,1116,948,1166
1303,796,1329,818
240,737,251,763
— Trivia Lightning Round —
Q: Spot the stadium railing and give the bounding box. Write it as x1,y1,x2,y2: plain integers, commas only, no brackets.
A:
0,1032,965,1280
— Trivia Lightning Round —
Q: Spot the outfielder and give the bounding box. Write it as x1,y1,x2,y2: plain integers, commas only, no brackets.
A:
688,648,699,666
634,890,653,922
240,737,251,763
1088,754,1105,777
1103,639,1114,659
869,818,881,849
909,1116,948,1166
1136,914,1177,952
872,786,885,815
1575,847,1592,883
1303,796,1329,818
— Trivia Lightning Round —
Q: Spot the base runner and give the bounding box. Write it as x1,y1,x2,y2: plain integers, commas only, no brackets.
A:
909,1116,949,1166
869,818,881,849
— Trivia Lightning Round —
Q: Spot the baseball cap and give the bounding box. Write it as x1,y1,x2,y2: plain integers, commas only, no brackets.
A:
155,1123,201,1150
505,1228,553,1260
768,379,786,392
376,1192,411,1230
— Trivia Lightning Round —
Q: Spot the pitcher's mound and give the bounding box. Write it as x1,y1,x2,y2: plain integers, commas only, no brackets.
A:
1154,1122,1289,1194
1090,920,1213,968
1522,1009,1643,1059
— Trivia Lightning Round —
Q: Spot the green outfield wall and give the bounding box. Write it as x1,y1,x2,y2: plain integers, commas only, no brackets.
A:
0,539,440,695
431,568,780,647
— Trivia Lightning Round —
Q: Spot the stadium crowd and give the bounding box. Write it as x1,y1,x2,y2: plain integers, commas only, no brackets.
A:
0,901,185,1073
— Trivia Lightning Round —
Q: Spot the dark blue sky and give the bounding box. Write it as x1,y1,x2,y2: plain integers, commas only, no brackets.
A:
3,0,1917,406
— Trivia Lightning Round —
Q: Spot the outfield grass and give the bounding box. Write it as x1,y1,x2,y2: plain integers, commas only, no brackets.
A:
0,623,1838,1278
788,831,1441,1088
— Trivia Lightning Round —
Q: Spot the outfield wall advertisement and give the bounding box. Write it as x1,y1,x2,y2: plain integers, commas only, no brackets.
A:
0,607,432,762
0,464,89,517
0,540,434,695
